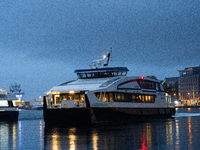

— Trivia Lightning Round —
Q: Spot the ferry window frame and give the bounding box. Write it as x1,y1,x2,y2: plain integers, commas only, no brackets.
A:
77,71,127,79
87,73,94,78
80,73,87,78
122,72,127,76
117,72,122,76
53,92,86,103
54,95,61,104
109,93,114,102
115,93,123,102
77,73,81,79
137,80,156,90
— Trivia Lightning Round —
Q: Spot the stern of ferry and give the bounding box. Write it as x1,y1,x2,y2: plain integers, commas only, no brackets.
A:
43,95,92,127
0,108,19,121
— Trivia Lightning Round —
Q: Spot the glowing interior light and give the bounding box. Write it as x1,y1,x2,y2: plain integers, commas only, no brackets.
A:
69,91,75,94
16,94,23,99
140,76,144,80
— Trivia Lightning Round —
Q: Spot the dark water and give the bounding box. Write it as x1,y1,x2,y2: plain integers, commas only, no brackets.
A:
1,108,200,150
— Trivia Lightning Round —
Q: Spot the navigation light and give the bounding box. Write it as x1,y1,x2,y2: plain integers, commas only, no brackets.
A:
140,76,144,80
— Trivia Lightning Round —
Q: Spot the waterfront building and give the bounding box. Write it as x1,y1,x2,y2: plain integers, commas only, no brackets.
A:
178,66,200,105
163,77,179,99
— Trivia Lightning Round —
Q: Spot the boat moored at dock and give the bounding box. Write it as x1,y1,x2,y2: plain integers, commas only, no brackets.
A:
43,51,176,126
32,102,43,110
0,88,19,121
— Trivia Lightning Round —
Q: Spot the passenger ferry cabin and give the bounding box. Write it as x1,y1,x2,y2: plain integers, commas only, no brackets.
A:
43,52,175,126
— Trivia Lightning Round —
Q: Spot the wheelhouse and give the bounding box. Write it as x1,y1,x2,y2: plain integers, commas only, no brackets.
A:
74,67,129,79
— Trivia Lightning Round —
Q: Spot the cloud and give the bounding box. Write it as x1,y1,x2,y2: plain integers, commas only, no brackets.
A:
0,0,199,100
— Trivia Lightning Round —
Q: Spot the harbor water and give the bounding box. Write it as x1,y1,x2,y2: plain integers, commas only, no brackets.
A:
1,108,200,150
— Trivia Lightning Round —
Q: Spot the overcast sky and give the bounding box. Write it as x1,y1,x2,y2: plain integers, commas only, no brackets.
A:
0,0,200,101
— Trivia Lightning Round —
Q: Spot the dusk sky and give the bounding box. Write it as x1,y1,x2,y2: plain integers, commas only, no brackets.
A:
0,0,200,101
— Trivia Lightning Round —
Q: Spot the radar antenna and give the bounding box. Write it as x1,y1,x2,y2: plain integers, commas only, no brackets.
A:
89,50,112,69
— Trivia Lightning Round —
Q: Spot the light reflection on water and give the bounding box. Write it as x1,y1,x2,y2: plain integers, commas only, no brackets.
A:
92,131,98,150
1,109,200,149
44,120,177,150
69,128,76,150
51,128,60,150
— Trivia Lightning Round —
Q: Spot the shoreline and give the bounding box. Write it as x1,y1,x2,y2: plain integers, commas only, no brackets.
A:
176,106,200,108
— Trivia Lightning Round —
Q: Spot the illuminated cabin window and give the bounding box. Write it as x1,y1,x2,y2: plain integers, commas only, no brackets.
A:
52,92,86,104
94,92,155,103
0,101,9,107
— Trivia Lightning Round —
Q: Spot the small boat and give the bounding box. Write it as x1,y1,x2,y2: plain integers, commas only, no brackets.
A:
43,51,176,126
32,103,43,110
0,88,19,121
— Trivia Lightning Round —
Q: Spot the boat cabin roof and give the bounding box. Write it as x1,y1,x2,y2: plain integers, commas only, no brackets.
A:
74,67,129,79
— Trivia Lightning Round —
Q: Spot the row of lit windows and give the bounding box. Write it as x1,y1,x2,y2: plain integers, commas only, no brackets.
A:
180,83,198,86
94,92,155,103
180,87,199,91
52,93,86,104
77,71,127,79
180,92,199,96
180,78,199,82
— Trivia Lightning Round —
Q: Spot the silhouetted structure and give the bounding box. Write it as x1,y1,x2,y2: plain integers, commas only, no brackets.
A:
163,77,179,99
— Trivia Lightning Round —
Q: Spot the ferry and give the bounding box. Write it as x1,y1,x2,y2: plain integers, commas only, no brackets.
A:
0,88,19,121
43,51,175,126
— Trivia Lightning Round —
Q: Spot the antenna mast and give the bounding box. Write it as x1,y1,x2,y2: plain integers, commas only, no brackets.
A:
89,49,112,69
